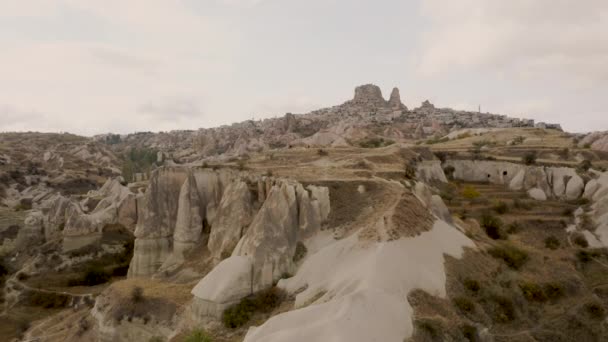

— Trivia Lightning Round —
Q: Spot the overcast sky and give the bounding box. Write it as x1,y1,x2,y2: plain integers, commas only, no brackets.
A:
1,0,607,135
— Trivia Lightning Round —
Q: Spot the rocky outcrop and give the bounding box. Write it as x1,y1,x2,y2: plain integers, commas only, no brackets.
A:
190,180,330,320
528,188,547,201
445,160,585,200
190,256,253,320
207,180,254,261
351,84,387,108
14,211,45,250
388,87,407,110
172,172,204,259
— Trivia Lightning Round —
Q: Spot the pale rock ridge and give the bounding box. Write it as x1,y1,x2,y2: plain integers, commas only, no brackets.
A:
445,160,585,199
14,211,45,250
388,87,407,110
190,256,253,320
190,180,330,319
232,182,300,291
207,180,254,261
243,220,474,342
172,172,204,259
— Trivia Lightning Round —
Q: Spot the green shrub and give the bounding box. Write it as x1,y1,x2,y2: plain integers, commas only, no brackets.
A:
480,214,505,240
512,136,525,145
453,297,475,313
522,152,537,165
492,201,509,214
544,236,560,250
573,233,589,248
26,292,70,308
416,319,441,339
292,241,307,263
223,287,285,328
579,159,592,172
488,244,529,270
131,286,144,303
461,324,478,342
506,222,521,234
358,137,394,148
512,198,532,211
487,294,516,323
576,249,601,263
543,282,564,300
519,282,547,302
585,301,605,319
462,186,480,199
463,279,481,295
184,329,213,342
69,266,111,286
404,161,417,179
443,165,455,180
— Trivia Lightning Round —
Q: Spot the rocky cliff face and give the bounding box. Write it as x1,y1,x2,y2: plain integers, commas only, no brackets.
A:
126,166,330,282
444,160,586,200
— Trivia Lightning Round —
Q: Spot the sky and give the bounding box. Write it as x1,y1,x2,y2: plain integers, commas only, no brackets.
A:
0,0,607,135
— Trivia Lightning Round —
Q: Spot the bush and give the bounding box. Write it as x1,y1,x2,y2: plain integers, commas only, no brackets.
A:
443,165,455,180
434,151,448,163
488,244,529,270
480,214,505,240
317,149,329,156
464,279,481,295
404,161,417,179
131,286,144,303
544,236,560,250
184,329,213,342
543,282,564,300
358,137,394,148
26,291,70,308
461,324,478,342
236,160,247,171
292,241,307,263
493,201,509,214
453,297,475,313
69,266,111,286
487,294,516,323
462,186,480,199
573,233,589,248
562,208,574,216
576,249,601,263
506,222,521,234
522,152,537,165
585,301,605,319
223,287,285,328
519,282,547,302
513,198,532,211
579,159,592,172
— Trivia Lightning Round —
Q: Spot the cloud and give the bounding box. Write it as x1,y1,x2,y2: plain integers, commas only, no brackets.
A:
137,97,204,122
416,0,608,83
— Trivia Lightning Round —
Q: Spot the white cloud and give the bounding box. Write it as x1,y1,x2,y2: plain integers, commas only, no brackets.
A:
417,0,608,83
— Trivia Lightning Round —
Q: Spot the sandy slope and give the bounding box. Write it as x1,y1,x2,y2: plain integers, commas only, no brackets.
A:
243,220,474,342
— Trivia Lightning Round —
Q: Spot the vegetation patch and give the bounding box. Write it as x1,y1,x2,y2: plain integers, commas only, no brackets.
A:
480,214,505,240
488,244,529,270
183,329,213,342
461,185,480,199
544,236,560,250
519,282,547,302
453,296,475,313
223,287,285,329
358,137,394,148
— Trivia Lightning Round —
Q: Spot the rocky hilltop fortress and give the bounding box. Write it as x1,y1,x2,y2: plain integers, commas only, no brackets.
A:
94,84,562,164
1,84,608,342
